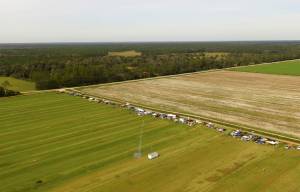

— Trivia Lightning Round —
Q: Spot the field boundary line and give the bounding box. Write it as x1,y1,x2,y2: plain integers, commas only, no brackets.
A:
78,91,300,145
226,58,300,70
74,58,300,89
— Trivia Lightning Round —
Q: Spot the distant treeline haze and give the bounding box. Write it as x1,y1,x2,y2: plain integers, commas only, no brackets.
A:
0,42,300,89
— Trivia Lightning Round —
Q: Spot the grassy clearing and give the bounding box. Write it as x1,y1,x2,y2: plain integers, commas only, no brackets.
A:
108,50,142,57
0,76,36,92
0,93,300,192
229,60,300,76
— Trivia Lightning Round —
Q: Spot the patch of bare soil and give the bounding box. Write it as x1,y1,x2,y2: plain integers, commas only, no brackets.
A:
81,71,300,138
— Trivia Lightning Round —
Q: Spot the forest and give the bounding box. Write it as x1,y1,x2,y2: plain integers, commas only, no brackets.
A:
1,41,300,90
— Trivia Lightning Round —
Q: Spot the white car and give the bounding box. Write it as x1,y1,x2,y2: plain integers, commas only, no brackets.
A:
297,146,300,150
241,135,251,141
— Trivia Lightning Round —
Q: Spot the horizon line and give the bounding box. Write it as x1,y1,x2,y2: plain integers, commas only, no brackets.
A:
1,40,300,45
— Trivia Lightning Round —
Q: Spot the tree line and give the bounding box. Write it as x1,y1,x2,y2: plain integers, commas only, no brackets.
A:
1,41,300,90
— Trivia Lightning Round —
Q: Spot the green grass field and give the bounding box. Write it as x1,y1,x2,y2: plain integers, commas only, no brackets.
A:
0,76,36,91
1,93,300,192
230,60,300,76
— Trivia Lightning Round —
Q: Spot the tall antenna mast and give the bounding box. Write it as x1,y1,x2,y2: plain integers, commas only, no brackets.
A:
134,119,144,158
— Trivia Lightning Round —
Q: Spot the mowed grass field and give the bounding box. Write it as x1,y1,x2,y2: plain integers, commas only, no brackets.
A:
81,70,300,139
0,76,36,92
1,93,300,192
229,60,300,76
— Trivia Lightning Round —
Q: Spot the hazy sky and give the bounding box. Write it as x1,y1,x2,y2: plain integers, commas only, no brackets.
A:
0,0,300,43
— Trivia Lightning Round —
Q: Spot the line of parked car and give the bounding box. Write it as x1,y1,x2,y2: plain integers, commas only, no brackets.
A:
63,90,201,127
230,129,300,150
230,130,279,145
123,103,200,127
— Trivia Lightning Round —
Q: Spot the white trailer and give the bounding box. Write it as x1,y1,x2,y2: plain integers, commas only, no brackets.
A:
167,114,177,119
148,152,160,160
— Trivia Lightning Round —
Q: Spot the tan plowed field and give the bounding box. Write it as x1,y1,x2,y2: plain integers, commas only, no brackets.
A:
81,71,300,138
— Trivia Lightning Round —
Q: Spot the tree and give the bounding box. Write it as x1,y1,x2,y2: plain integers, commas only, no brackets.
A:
0,86,5,96
1,80,11,89
0,86,20,97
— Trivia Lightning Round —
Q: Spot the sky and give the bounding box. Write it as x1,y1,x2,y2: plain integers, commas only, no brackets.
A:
0,0,300,43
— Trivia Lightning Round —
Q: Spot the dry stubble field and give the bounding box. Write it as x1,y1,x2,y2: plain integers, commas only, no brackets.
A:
81,70,300,138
